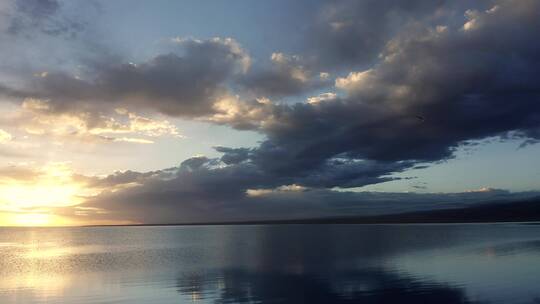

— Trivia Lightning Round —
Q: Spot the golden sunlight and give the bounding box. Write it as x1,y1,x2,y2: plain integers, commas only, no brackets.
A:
0,162,94,227
12,213,52,226
0,212,74,227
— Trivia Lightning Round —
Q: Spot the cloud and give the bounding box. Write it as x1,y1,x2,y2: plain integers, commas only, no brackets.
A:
0,0,90,40
171,0,540,206
0,165,40,182
239,52,330,97
1,0,540,224
215,0,540,177
0,129,12,143
208,95,276,130
246,184,307,197
70,156,539,223
1,37,250,118
299,0,470,70
4,0,59,34
0,126,36,158
307,92,337,104
0,99,182,145
0,162,96,214
140,0,540,223
0,147,30,158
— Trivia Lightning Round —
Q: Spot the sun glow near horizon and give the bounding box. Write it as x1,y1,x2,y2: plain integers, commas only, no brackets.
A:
0,163,94,227
0,213,66,227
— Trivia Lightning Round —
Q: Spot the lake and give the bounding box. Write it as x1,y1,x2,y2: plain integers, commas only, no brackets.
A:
0,224,539,303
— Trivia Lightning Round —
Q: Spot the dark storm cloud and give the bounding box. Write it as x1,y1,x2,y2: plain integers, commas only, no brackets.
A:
214,143,410,189
301,0,497,70
2,38,249,118
238,53,330,97
214,146,252,165
71,155,539,223
302,0,443,70
334,0,540,162
225,0,540,168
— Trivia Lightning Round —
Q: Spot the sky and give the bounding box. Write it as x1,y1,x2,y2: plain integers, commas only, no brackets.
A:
0,0,539,226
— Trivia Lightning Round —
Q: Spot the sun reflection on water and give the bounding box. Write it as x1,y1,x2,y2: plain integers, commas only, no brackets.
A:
0,238,73,301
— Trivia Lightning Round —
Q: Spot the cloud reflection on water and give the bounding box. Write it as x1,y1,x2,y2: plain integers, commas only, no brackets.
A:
175,268,484,304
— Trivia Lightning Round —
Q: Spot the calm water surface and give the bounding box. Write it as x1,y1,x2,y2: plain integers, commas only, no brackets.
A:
0,224,539,303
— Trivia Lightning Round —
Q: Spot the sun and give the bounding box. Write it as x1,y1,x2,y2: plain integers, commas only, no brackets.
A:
0,212,74,227
0,183,83,209
0,162,91,227
12,213,52,226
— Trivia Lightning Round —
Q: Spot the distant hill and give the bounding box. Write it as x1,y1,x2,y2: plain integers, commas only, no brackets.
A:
302,196,540,224
91,196,540,227
216,196,540,225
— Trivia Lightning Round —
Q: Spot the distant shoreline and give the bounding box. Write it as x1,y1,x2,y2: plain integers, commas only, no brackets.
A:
82,197,540,227
2,220,539,229
3,197,539,228
78,220,540,228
